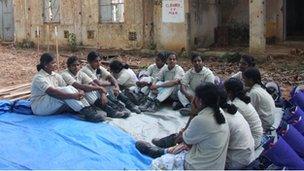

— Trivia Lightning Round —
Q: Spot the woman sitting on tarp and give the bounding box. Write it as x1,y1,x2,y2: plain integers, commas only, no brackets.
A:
224,78,263,148
231,55,256,81
139,52,185,112
30,53,104,122
61,56,128,119
243,67,275,132
80,51,141,114
136,83,230,170
177,54,215,116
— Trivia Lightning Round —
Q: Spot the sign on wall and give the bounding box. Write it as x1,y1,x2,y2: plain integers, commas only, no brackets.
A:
162,0,185,23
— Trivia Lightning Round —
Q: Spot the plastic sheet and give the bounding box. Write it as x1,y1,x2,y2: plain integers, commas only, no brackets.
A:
0,108,151,169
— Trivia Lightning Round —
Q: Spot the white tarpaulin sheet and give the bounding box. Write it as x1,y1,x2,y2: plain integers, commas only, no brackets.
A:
108,107,283,160
108,107,188,142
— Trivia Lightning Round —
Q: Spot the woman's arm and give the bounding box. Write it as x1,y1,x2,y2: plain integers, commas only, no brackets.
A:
46,87,82,100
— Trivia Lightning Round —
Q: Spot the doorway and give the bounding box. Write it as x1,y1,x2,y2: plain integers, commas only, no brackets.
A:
0,0,14,42
286,0,304,40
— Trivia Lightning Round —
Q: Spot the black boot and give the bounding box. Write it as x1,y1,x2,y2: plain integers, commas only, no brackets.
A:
107,95,125,111
152,133,178,148
139,98,153,112
94,100,129,119
172,101,183,111
135,141,165,158
146,99,160,113
117,93,141,114
107,98,124,111
79,106,106,123
124,89,140,106
179,104,191,116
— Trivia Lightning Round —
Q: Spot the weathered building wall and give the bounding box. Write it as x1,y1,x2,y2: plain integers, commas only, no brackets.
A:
153,0,218,51
220,0,284,41
190,0,218,48
13,0,146,50
153,0,188,51
266,0,284,41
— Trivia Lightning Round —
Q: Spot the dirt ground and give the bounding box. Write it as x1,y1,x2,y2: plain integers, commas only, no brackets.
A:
0,44,303,99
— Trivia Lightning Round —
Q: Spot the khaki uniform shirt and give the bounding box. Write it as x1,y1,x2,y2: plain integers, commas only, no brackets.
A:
247,84,275,131
183,107,230,170
181,67,215,92
31,69,66,110
61,69,93,85
115,68,138,88
146,64,167,78
156,65,185,82
80,64,111,81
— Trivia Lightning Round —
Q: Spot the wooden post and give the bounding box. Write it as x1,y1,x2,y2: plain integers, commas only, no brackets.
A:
55,26,60,71
46,25,50,52
36,26,40,55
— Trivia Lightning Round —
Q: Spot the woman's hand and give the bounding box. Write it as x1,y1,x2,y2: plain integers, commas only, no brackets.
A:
113,86,120,96
150,84,158,90
175,129,185,144
100,93,108,106
71,92,84,100
167,143,190,154
189,97,199,117
99,87,107,94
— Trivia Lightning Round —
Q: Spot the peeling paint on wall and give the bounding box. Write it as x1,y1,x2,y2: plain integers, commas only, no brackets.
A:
13,0,147,50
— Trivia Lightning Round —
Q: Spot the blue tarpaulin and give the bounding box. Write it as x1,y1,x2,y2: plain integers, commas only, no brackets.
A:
0,100,151,170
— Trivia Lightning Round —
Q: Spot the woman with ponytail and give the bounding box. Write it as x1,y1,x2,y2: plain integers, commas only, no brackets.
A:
218,90,255,169
243,67,275,131
31,53,105,122
109,60,138,90
231,55,256,81
224,78,263,148
136,83,229,169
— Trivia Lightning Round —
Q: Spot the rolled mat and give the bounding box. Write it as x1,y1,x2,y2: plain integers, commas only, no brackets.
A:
283,107,304,123
295,107,304,118
292,116,304,136
262,136,304,170
278,124,304,158
292,91,304,111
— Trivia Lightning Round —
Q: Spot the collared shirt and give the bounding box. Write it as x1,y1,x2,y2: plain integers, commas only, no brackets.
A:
231,98,263,148
61,69,93,85
224,111,255,169
30,69,66,105
79,64,111,81
247,84,275,131
114,68,139,88
181,67,215,91
156,65,185,82
146,64,167,78
231,71,243,80
183,107,229,170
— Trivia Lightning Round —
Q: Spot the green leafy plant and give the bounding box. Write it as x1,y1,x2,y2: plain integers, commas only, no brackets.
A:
68,33,77,52
148,42,156,50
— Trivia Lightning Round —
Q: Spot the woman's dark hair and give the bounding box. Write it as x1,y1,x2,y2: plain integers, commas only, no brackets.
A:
218,90,238,115
157,52,169,63
243,67,267,89
242,55,255,67
195,83,226,125
67,56,78,67
109,60,129,73
87,51,101,63
191,54,202,62
167,52,177,58
36,53,54,71
224,78,251,104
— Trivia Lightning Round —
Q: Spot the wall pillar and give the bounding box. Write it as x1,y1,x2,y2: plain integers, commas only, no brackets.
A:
249,0,266,54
